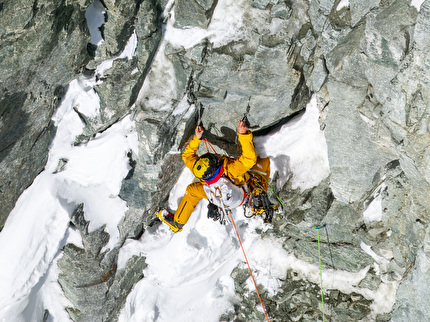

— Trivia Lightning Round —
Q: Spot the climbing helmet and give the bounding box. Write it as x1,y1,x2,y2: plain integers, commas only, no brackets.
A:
193,153,221,180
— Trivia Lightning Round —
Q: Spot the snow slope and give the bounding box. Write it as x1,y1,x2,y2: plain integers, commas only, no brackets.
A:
0,31,139,321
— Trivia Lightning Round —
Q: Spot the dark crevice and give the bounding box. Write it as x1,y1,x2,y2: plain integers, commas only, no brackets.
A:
252,108,306,137
321,54,330,76
31,123,52,150
73,106,89,126
205,0,219,23
290,72,311,110
73,111,131,146
124,151,136,180
0,141,16,155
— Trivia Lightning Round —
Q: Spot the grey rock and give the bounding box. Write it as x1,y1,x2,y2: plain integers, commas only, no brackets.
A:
306,56,329,92
3,0,430,320
53,158,69,174
173,0,218,29
391,227,430,320
325,25,368,87
80,0,162,141
300,30,317,62
319,0,337,15
225,268,372,321
58,204,146,322
414,0,430,51
358,266,381,290
86,0,150,65
194,44,305,133
271,2,292,20
308,0,338,34
284,238,375,272
0,0,91,230
325,81,394,203
252,0,270,10
350,0,379,26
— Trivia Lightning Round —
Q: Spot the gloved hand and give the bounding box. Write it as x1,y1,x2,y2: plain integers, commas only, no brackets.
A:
207,203,220,221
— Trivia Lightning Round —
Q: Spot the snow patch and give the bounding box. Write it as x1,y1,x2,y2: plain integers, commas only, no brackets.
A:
360,242,390,271
363,182,385,224
96,31,138,78
254,95,330,191
337,0,350,11
118,203,242,322
411,0,425,11
85,0,106,45
164,0,261,49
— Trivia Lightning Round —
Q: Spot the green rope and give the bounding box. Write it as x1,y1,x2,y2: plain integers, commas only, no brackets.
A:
248,170,285,208
315,225,326,322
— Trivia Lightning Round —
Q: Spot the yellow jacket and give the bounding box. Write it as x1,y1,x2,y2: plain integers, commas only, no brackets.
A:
182,133,257,185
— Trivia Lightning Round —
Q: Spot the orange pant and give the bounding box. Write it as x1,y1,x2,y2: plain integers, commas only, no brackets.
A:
174,157,270,227
174,182,207,227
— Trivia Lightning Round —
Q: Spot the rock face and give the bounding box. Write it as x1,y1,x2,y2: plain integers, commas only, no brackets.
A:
2,0,430,321
0,0,92,230
58,205,146,322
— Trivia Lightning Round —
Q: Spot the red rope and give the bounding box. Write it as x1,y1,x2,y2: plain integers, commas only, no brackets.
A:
228,211,270,322
203,138,219,156
203,136,269,320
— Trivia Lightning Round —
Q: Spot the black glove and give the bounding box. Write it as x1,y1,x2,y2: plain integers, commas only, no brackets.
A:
207,203,220,221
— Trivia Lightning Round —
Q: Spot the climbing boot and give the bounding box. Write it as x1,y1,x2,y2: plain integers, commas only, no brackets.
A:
155,209,182,232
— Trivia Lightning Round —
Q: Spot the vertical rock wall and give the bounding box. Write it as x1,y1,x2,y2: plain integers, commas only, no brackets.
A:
0,0,92,230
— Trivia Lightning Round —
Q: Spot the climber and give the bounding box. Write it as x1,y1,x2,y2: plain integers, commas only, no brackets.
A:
156,120,279,232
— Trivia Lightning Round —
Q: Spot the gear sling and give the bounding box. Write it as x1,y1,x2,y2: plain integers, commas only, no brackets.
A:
173,132,271,230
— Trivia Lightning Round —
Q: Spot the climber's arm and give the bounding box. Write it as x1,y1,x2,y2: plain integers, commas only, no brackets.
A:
182,126,204,171
227,121,257,177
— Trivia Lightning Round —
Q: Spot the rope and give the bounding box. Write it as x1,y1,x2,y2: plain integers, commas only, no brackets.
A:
229,211,270,322
315,225,326,322
202,135,269,320
203,137,219,157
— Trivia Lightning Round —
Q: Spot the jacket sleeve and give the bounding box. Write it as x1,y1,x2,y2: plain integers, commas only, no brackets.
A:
182,136,202,172
226,132,257,179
